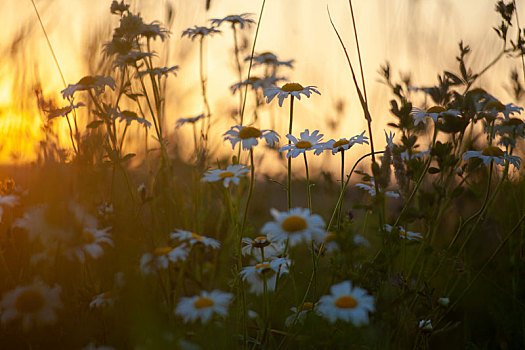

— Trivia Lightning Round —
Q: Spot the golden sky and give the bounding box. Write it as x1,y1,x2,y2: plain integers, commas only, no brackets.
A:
0,0,522,174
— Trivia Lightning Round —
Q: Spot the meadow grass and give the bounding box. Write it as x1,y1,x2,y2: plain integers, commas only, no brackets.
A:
1,0,525,349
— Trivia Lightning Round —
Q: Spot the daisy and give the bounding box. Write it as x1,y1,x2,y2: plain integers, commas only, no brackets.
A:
47,102,85,120
112,109,151,128
175,114,206,129
383,224,423,241
353,234,371,247
230,75,285,94
61,75,116,100
285,302,319,327
63,227,114,263
484,100,523,120
264,83,320,107
317,280,374,325
0,194,19,222
140,244,189,275
419,319,433,331
138,65,179,78
1,279,63,330
279,129,325,158
323,233,339,253
241,236,284,260
410,106,460,126
223,125,279,150
438,297,450,307
83,343,115,350
400,148,431,161
462,146,521,169
201,164,249,187
209,13,255,29
89,290,117,309
240,258,290,295
315,131,369,155
170,229,221,249
355,180,400,198
261,208,326,247
181,25,221,41
175,290,233,323
247,51,294,69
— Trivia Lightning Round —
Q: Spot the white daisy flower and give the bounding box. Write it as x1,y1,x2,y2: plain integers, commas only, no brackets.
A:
315,131,369,155
383,224,423,241
264,83,320,107
175,114,206,129
355,180,399,198
83,343,116,350
239,257,290,295
181,26,221,41
419,319,433,331
47,102,85,120
61,75,116,100
140,244,189,275
247,51,294,69
323,233,339,253
484,100,523,120
317,280,374,325
230,75,285,94
175,290,233,323
410,106,460,126
138,65,179,79
353,234,370,247
279,129,325,158
63,227,114,263
170,229,221,249
285,302,319,327
400,148,431,161
209,13,255,29
223,125,279,150
241,236,284,260
0,279,63,331
201,165,249,187
438,297,450,307
0,194,19,222
462,146,521,169
261,208,326,247
89,290,117,309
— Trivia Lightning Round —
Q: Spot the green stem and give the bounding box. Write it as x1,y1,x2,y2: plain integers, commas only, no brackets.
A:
304,153,311,210
287,96,295,210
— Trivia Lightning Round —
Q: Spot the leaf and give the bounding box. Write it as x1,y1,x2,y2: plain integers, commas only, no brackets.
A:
428,167,441,174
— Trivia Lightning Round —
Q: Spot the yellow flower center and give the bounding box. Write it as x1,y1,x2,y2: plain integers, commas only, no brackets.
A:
504,118,523,126
295,141,312,149
426,106,446,113
256,262,271,271
281,83,304,92
482,146,504,157
77,76,98,86
255,262,275,277
102,290,116,299
281,216,307,233
300,302,314,311
333,139,350,149
154,247,173,256
238,126,262,139
399,229,408,238
15,289,46,314
325,233,337,242
219,171,235,178
334,295,358,309
485,101,506,111
252,236,271,248
191,233,204,241
194,297,214,309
